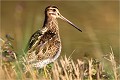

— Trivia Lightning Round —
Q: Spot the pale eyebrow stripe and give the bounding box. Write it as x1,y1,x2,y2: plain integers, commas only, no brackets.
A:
49,8,56,10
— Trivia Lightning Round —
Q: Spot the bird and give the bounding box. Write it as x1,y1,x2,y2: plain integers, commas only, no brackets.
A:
25,5,82,69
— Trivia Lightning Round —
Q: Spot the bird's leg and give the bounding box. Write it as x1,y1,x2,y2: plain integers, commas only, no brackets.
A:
44,64,53,79
43,65,48,78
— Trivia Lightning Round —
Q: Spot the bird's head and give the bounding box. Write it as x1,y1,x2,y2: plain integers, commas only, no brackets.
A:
45,6,60,18
45,5,82,32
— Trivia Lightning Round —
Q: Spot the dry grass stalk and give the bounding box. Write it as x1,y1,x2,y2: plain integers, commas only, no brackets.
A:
88,59,93,80
104,47,119,80
1,45,118,80
52,56,85,80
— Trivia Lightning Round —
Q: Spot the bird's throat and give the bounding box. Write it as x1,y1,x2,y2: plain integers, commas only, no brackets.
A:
43,17,59,33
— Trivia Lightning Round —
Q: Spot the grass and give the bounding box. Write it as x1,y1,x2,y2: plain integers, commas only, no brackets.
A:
0,37,119,80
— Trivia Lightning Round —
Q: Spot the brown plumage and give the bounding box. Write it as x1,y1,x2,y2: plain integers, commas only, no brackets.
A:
25,5,82,69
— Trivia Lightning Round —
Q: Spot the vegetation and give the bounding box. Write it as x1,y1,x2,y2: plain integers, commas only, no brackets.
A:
1,2,119,80
0,35,119,80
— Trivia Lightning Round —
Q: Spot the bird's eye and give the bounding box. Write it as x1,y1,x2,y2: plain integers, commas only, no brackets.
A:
53,9,56,12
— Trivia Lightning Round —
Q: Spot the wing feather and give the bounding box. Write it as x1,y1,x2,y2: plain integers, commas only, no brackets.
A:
25,30,42,52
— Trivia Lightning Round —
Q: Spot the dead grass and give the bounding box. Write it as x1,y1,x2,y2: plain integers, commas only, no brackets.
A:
1,52,119,80
0,38,119,80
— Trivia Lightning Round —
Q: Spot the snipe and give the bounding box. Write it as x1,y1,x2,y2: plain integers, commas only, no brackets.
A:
25,5,82,69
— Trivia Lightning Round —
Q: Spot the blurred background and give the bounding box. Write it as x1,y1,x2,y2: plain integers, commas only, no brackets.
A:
1,1,119,62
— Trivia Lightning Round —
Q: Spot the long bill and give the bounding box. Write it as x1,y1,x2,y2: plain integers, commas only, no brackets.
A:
59,14,82,32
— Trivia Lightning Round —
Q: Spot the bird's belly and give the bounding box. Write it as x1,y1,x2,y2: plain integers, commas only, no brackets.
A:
32,45,61,69
27,33,61,68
